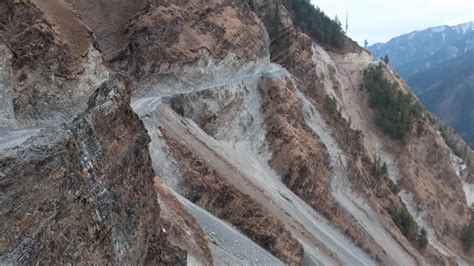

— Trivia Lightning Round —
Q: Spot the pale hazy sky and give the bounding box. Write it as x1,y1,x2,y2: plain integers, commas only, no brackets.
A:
311,0,474,45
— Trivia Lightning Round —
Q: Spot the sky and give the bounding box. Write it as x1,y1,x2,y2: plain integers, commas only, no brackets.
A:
311,0,474,46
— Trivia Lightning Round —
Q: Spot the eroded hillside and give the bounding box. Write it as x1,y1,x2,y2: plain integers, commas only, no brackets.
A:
1,0,473,265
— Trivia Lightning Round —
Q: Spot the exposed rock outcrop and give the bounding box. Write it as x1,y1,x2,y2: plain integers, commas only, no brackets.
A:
66,0,148,61
115,0,265,82
0,77,185,264
0,0,108,128
1,0,473,264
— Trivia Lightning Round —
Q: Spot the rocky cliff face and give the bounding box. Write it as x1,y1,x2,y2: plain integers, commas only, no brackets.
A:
0,0,108,128
0,76,185,264
1,0,473,265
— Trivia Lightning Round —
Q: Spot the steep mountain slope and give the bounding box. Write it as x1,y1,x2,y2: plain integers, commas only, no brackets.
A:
0,76,186,264
1,0,474,265
368,21,474,148
408,51,474,147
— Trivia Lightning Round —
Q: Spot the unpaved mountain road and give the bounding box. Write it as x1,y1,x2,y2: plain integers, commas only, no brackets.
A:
0,129,41,151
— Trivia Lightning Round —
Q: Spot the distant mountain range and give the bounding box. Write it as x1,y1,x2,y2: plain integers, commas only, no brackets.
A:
368,20,474,147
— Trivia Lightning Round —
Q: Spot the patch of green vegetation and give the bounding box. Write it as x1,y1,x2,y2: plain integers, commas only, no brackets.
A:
393,207,417,240
418,227,428,249
281,0,345,47
258,0,345,48
260,0,293,56
392,207,430,248
373,159,388,181
362,65,422,139
324,95,338,117
461,219,474,250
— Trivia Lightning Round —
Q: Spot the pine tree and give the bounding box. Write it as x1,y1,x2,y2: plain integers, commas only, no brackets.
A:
394,207,417,240
418,228,428,248
462,220,474,250
247,0,256,11
280,0,345,47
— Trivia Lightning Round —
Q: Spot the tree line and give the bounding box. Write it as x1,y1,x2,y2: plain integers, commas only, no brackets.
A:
281,0,345,47
362,64,422,140
250,0,346,48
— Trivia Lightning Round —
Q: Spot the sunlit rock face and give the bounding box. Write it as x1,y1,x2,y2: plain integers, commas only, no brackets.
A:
1,0,473,265
0,76,186,265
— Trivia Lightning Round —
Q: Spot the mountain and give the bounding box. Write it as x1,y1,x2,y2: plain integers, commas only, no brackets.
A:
1,0,474,264
409,51,474,147
368,21,474,148
368,21,473,77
